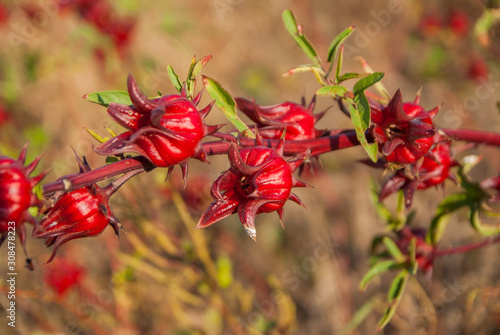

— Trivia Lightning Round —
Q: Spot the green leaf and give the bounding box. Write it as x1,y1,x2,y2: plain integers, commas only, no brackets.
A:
377,270,410,331
474,9,497,40
335,44,344,82
282,10,321,65
201,75,254,138
316,85,347,97
283,64,326,77
470,204,500,236
353,72,385,94
383,236,405,262
167,65,182,92
337,72,366,83
408,238,418,275
341,72,384,162
186,55,212,99
345,97,378,162
83,90,132,107
359,259,402,292
427,193,477,245
340,299,376,335
327,25,355,63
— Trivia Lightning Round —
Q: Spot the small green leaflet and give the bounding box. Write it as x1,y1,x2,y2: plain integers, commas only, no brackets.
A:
167,65,182,92
327,26,355,63
83,90,132,107
186,55,212,99
349,72,385,162
316,85,347,97
282,9,321,66
377,270,410,331
201,76,254,138
359,259,401,292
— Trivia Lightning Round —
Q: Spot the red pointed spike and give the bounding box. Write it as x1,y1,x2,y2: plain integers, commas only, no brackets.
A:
238,200,268,241
427,102,443,119
197,200,239,228
314,108,328,123
403,180,418,209
292,177,310,188
180,162,189,188
127,73,157,112
381,138,405,156
18,143,29,164
255,128,263,146
192,145,208,163
414,87,423,104
288,193,307,208
287,154,307,172
165,166,175,182
30,169,50,187
199,100,215,119
228,143,262,175
275,138,285,157
277,208,285,229
388,89,411,122
25,153,44,175
180,84,187,98
379,175,407,202
204,124,224,136
307,95,317,111
192,88,204,106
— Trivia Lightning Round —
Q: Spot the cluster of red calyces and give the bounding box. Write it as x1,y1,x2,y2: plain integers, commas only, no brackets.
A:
395,227,436,276
32,154,126,263
379,135,456,208
58,0,135,54
370,89,438,165
235,97,326,140
0,145,48,247
94,74,219,178
368,90,455,208
197,138,307,240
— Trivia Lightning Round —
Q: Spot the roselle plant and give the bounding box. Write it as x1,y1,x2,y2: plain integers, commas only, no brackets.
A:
1,8,500,332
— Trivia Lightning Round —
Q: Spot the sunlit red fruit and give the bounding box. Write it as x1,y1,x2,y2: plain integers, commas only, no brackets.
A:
197,140,307,240
235,97,325,140
94,74,219,172
370,89,438,165
32,155,122,263
0,145,47,247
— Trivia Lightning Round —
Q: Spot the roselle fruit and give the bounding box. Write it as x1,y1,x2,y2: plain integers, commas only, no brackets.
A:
0,144,47,247
235,97,325,140
197,139,308,240
32,154,122,263
95,74,220,174
370,89,439,165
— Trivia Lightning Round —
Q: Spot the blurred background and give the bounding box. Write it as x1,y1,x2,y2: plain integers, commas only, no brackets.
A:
0,0,499,334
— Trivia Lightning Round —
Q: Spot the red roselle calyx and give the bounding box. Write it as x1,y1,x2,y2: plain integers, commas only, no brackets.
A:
197,139,308,240
395,227,436,276
370,89,439,165
0,144,48,247
235,97,326,140
94,74,220,178
379,136,456,208
32,153,134,263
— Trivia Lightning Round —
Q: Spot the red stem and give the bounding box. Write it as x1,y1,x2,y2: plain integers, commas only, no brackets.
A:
434,235,500,257
441,128,500,146
41,127,500,196
42,130,361,196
